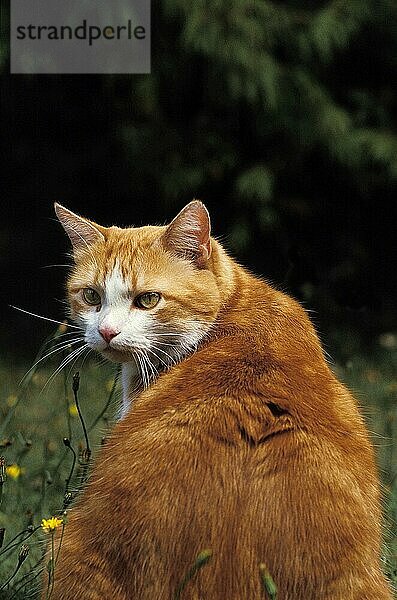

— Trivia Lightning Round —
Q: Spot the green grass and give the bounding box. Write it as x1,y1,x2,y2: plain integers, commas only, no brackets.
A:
0,329,396,598
0,329,120,599
332,346,397,585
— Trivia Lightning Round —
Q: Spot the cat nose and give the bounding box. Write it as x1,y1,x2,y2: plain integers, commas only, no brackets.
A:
99,325,120,344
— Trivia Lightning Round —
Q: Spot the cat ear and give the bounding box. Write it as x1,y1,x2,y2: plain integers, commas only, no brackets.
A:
162,200,212,268
54,203,105,253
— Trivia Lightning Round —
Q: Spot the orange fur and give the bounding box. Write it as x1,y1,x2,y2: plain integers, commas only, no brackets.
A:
48,203,392,599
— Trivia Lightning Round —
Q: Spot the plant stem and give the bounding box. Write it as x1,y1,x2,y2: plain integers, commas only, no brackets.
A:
55,523,65,566
0,526,40,558
88,368,120,432
46,532,55,600
174,549,212,599
63,439,77,493
0,545,29,591
72,372,91,460
259,563,277,599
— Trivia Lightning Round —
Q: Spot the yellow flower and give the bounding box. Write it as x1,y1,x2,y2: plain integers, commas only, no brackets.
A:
6,464,24,480
41,517,63,533
6,394,17,407
69,403,78,417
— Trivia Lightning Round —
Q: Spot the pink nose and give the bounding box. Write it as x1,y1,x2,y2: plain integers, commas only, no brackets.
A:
99,326,120,345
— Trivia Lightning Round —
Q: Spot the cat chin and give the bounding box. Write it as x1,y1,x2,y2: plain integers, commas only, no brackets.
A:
100,348,132,363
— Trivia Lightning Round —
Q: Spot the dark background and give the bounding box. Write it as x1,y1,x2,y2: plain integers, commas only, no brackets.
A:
1,0,396,359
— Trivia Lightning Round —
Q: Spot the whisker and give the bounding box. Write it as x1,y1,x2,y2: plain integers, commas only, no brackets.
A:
93,354,109,368
144,354,154,386
151,340,181,347
142,350,159,381
66,346,92,381
45,331,84,344
145,346,169,369
40,345,88,393
10,305,82,330
150,344,178,362
46,332,84,346
81,348,93,369
38,337,85,360
134,351,144,387
135,350,149,389
41,264,72,269
19,338,85,385
151,332,188,338
139,353,149,389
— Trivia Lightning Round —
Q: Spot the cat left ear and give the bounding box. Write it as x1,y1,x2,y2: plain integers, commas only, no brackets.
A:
162,200,212,268
54,203,105,253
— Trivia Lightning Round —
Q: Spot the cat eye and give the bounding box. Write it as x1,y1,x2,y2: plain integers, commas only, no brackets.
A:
134,292,161,310
82,288,101,306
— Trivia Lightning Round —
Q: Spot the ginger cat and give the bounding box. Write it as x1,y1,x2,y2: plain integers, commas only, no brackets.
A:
49,201,392,599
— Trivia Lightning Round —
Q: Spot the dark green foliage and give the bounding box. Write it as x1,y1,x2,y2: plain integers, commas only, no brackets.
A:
2,0,397,353
149,0,397,317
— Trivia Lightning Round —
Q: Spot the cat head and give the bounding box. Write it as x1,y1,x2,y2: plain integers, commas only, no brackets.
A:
55,201,223,378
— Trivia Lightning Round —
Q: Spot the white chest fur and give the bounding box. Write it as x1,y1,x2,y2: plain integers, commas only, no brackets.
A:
120,361,140,418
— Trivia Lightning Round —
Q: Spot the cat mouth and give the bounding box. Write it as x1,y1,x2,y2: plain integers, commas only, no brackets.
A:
101,346,132,363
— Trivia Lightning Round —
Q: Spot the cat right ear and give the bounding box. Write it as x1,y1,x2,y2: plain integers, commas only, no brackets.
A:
161,200,212,268
54,203,105,253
